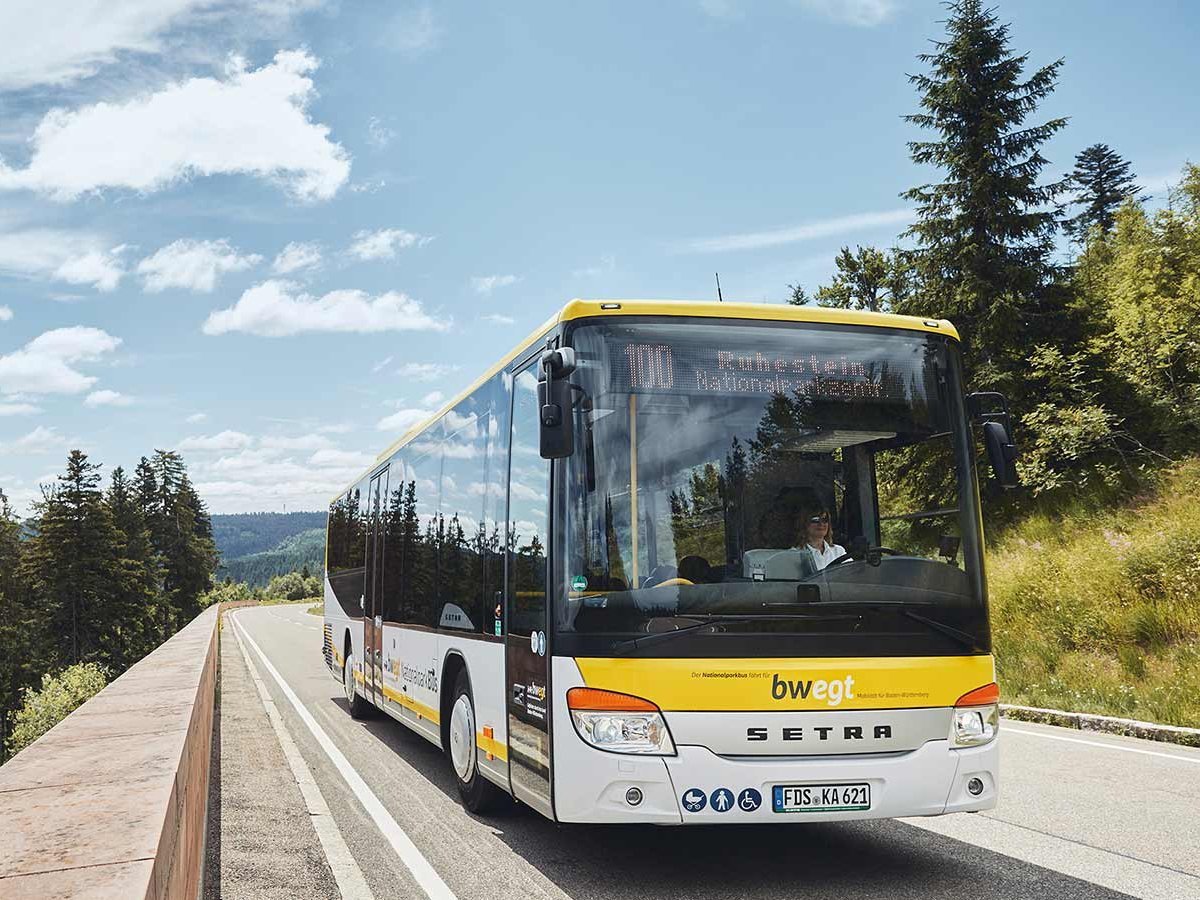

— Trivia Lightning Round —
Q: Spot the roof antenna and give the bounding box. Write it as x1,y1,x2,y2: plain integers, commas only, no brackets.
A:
715,272,724,303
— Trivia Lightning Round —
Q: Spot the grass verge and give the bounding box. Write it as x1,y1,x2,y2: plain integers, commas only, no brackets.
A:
989,458,1200,728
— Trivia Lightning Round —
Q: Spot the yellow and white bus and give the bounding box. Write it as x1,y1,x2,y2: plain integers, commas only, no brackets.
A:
322,299,1017,823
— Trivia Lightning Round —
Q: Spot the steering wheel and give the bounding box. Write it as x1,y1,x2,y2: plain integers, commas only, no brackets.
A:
827,547,900,566
651,577,695,588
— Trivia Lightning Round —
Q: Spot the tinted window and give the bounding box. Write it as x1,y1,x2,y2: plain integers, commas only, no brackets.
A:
508,366,549,634
437,397,490,631
326,482,367,617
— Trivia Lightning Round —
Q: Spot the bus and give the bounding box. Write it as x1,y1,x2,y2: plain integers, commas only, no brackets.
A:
322,299,1018,823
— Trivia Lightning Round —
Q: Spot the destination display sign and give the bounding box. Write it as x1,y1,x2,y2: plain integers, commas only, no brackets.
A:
616,341,916,402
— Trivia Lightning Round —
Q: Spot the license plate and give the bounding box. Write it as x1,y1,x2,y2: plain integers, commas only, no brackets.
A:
772,782,871,813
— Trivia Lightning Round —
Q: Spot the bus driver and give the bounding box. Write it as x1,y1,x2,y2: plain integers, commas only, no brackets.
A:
796,510,846,570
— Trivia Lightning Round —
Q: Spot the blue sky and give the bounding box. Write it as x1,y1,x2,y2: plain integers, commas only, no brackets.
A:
0,0,1196,515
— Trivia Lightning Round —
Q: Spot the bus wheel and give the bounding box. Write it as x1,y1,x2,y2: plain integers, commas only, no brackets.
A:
449,669,505,813
343,650,370,720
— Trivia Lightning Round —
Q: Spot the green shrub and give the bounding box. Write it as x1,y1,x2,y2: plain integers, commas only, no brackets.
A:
264,571,321,602
6,663,108,757
198,580,255,608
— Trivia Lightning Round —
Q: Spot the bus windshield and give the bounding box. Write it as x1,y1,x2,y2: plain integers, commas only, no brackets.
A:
556,318,988,658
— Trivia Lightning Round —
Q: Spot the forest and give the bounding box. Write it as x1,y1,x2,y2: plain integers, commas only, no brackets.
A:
0,450,217,760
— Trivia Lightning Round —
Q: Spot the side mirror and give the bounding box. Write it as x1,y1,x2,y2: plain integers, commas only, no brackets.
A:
538,347,576,459
982,421,1019,489
968,391,1021,489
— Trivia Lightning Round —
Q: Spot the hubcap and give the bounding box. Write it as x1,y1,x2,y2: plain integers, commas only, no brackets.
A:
449,694,476,782
343,653,355,703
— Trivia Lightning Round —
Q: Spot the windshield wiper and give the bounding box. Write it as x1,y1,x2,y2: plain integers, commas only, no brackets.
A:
791,600,980,651
612,613,861,656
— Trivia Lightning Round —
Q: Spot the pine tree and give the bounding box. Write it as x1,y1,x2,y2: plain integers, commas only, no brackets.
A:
1064,143,1142,241
19,452,125,669
106,467,164,668
786,283,810,306
0,490,32,757
900,0,1068,390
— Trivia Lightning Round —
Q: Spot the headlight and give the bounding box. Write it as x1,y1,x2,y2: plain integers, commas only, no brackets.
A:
951,682,1000,748
567,687,676,755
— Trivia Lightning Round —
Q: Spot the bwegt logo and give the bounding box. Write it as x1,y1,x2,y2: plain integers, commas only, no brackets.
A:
771,673,855,706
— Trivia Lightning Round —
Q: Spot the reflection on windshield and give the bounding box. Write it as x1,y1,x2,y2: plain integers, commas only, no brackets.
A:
558,320,987,657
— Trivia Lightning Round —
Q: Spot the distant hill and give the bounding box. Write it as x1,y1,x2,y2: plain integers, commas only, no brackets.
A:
212,511,326,559
212,512,326,587
218,528,326,586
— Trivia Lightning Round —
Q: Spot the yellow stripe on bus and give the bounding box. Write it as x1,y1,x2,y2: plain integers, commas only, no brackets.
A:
380,684,441,724
575,655,996,711
477,731,509,762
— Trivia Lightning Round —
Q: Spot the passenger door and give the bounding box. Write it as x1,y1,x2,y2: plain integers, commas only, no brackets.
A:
364,466,388,707
505,362,553,816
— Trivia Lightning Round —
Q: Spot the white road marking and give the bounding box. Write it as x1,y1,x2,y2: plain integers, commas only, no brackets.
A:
1004,726,1200,765
902,813,1200,900
228,617,374,900
230,613,459,900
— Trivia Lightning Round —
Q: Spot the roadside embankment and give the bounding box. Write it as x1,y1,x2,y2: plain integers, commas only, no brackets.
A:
990,459,1200,729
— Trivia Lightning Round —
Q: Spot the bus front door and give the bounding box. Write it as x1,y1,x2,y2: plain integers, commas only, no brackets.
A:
363,466,388,707
505,361,553,817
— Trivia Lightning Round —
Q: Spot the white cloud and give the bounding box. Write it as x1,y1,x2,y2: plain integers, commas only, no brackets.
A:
0,50,350,202
84,389,133,407
482,313,515,325
383,5,441,55
309,448,374,468
203,279,450,337
366,116,396,150
471,274,519,295
397,361,457,382
318,422,354,434
0,229,125,291
372,355,394,373
185,412,208,424
421,390,445,406
572,254,616,278
348,228,430,261
272,240,323,275
699,0,742,19
0,326,121,395
0,402,40,416
1,425,67,454
0,0,322,90
377,407,432,433
177,429,253,451
678,208,914,253
137,238,261,293
260,433,331,451
0,306,11,322
794,0,897,27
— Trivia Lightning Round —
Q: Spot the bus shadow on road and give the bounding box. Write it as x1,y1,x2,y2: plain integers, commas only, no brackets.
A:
327,700,1124,900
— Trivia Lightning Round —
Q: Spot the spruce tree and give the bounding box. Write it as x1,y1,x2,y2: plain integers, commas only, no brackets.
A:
0,490,32,758
106,467,164,667
900,0,1068,390
1064,143,1142,241
19,452,124,669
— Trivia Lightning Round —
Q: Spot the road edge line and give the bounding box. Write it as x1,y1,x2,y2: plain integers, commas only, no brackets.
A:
1003,725,1200,764
228,613,375,900
229,612,458,900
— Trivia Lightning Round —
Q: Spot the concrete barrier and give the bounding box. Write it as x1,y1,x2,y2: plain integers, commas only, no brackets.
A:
0,605,221,899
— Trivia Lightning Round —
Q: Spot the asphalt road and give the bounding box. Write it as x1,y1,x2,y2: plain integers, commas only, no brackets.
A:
220,605,1200,900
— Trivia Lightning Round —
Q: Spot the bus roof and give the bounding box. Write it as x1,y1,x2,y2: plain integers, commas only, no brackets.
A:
333,300,958,499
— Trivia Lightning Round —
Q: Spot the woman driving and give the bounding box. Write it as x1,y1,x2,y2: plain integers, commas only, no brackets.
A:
796,509,846,571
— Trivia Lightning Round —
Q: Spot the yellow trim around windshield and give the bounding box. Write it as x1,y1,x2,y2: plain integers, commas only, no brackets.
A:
331,299,959,502
575,655,995,712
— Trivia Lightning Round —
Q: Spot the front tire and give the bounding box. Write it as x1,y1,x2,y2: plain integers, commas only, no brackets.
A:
449,669,505,813
343,650,371,719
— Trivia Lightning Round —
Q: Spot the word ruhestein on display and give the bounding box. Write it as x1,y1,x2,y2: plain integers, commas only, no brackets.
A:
622,342,889,400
